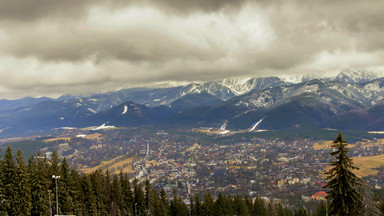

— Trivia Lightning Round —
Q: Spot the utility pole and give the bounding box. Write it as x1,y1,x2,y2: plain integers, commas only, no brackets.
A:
52,175,61,216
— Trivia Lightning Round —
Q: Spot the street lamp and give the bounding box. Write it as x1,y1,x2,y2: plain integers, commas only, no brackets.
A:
52,175,61,216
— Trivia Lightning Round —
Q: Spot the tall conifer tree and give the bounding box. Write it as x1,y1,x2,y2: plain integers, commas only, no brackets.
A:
0,148,6,215
3,146,17,215
59,158,75,214
120,172,133,216
29,151,51,216
325,132,363,216
14,149,32,215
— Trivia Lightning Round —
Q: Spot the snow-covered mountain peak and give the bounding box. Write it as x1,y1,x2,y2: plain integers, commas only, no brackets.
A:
216,77,253,95
335,69,380,84
279,74,321,84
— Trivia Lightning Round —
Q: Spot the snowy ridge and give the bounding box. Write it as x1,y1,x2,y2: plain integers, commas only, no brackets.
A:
217,78,253,95
335,69,380,84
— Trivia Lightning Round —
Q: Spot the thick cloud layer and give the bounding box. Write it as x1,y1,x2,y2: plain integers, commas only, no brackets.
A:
0,0,384,99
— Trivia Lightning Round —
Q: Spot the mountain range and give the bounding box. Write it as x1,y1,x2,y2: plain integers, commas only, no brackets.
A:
1,69,384,137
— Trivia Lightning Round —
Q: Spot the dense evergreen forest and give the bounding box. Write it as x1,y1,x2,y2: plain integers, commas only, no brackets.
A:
0,146,328,216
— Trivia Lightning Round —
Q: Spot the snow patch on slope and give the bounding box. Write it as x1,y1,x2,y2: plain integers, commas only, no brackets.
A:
122,105,128,115
92,123,116,130
249,118,264,132
87,108,97,114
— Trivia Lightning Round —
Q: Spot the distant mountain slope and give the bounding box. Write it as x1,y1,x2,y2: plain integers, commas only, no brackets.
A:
170,92,223,112
3,70,384,137
165,79,369,130
91,101,175,127
325,103,384,130
0,98,97,130
75,77,291,111
0,97,54,111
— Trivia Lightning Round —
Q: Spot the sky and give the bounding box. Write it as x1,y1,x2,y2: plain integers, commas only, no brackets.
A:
1,0,384,99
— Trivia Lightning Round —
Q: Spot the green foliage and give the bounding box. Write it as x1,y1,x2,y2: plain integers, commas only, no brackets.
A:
314,201,326,216
14,149,32,215
325,132,364,216
4,141,48,159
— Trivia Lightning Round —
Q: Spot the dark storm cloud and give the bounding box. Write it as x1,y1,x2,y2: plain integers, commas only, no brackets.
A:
1,0,384,99
0,0,246,21
3,28,223,63
0,0,93,21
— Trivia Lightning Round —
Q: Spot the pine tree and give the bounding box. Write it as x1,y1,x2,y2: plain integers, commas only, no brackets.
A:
314,201,326,216
233,194,249,216
179,196,189,216
325,132,363,216
213,192,227,216
190,195,195,216
194,193,202,216
224,195,233,216
90,170,108,215
170,190,180,216
111,174,122,216
59,158,75,215
0,148,6,215
160,188,170,216
253,197,268,216
81,175,97,215
70,169,84,215
13,149,32,215
1,146,15,215
202,191,214,216
29,151,51,216
151,188,161,216
145,179,152,215
294,207,307,216
133,178,145,216
120,172,133,216
244,194,253,216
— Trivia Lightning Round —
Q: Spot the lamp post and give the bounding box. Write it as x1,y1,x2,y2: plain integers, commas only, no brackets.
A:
52,175,61,216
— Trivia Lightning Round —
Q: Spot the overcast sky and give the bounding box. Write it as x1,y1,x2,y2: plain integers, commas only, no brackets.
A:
1,0,384,99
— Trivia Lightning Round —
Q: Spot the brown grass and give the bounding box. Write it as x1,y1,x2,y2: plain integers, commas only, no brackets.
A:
313,140,356,150
322,154,384,178
313,141,334,150
351,154,384,177
43,137,71,143
84,133,103,140
80,156,137,174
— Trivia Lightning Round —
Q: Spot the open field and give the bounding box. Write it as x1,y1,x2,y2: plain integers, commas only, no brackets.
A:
351,154,384,177
353,138,384,148
43,137,71,143
313,141,333,150
80,156,137,174
323,154,384,177
313,140,360,150
84,133,103,140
